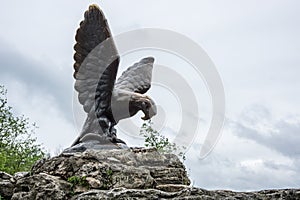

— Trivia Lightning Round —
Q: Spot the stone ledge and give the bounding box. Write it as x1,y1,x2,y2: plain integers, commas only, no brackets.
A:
1,148,299,199
74,187,300,200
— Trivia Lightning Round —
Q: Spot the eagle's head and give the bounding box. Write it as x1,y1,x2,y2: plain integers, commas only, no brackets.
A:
130,93,157,120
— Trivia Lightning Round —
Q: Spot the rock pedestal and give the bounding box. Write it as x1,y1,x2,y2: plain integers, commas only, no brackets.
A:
1,148,300,199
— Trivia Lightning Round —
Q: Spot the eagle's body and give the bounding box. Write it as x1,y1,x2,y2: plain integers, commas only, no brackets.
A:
71,5,156,147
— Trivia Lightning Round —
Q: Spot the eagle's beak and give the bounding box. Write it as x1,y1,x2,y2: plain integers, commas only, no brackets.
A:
148,104,157,118
141,98,157,120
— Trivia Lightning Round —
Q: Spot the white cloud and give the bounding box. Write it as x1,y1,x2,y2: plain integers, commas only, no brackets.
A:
233,105,300,157
185,118,300,191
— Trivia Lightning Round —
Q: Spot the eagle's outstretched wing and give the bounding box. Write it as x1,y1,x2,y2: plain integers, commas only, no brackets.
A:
73,5,119,115
115,57,155,94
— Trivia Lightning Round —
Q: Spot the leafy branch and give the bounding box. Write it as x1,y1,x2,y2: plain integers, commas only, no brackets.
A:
0,85,46,174
140,120,186,161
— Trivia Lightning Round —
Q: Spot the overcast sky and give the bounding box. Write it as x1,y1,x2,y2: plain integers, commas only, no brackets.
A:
1,0,300,191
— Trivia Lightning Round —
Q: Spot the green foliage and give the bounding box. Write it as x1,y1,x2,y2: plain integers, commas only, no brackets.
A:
68,175,89,187
106,168,113,176
101,168,113,190
140,120,186,161
0,85,46,175
67,175,90,195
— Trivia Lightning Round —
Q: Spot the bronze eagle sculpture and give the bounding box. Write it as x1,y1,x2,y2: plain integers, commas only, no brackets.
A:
70,5,157,149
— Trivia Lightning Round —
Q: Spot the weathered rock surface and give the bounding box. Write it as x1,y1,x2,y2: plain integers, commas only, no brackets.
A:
0,171,15,199
1,147,299,199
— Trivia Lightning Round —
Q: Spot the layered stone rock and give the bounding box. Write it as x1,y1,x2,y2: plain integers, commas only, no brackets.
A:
0,171,15,199
1,148,299,199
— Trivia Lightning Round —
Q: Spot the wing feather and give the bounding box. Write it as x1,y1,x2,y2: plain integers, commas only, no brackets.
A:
73,5,119,114
115,57,154,94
